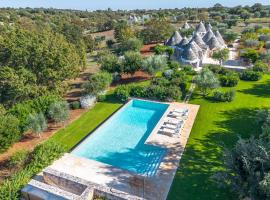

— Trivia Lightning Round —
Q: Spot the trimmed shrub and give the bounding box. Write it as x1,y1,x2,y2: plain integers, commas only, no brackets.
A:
208,65,230,75
240,70,262,81
219,72,239,87
213,90,235,102
70,101,81,110
114,85,130,102
129,85,147,98
253,61,268,72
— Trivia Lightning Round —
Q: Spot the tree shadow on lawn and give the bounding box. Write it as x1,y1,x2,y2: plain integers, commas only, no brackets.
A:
168,107,261,200
238,80,270,98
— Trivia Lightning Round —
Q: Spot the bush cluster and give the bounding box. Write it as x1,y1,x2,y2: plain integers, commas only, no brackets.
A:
240,70,262,81
0,141,66,199
115,83,181,102
115,70,188,102
219,72,239,87
213,90,236,102
8,95,60,132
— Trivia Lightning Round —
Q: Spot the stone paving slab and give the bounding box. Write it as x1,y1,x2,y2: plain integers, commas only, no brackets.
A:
22,101,199,200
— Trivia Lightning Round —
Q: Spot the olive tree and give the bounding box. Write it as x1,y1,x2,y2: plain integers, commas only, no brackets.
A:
142,55,167,75
27,112,47,137
212,48,229,66
48,101,70,125
194,68,220,96
84,72,112,95
122,51,143,75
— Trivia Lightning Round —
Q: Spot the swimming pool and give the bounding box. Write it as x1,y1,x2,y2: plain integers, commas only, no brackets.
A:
72,99,169,176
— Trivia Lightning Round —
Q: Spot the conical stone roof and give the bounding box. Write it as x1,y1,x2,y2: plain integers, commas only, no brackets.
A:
193,33,208,49
176,37,190,48
166,31,182,46
182,46,198,61
203,29,215,43
214,30,226,46
207,36,222,50
186,40,202,57
182,22,191,29
196,21,206,33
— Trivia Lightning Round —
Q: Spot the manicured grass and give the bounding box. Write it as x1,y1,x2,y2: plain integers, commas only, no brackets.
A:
168,75,270,200
51,94,122,150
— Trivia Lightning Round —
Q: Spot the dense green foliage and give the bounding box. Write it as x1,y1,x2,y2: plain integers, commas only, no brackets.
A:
142,55,168,75
219,72,239,87
240,70,262,81
27,112,47,137
8,95,60,131
194,68,220,96
48,101,70,124
0,113,20,153
84,72,113,95
0,141,66,199
114,70,187,102
122,51,143,75
212,49,230,65
215,107,270,200
119,37,143,53
99,52,122,73
213,90,236,102
0,29,83,102
139,19,175,43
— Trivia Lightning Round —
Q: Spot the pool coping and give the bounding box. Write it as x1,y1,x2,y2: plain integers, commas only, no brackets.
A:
22,99,200,200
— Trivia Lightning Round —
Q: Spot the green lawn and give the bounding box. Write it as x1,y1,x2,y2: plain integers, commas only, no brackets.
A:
48,75,270,199
50,93,122,150
168,75,270,200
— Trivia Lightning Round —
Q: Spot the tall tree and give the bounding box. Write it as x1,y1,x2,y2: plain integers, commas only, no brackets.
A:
194,68,220,96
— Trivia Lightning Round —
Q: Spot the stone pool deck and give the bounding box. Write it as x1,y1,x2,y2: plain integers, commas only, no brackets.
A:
22,102,199,200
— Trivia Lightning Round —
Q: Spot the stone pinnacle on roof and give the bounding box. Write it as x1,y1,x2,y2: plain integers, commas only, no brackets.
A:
203,29,215,43
214,30,226,46
196,21,207,33
193,33,208,50
182,21,191,29
207,36,222,50
182,46,198,61
166,31,182,46
176,37,190,48
205,23,213,31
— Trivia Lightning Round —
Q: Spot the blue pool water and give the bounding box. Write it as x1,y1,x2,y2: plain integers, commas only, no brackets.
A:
72,99,169,176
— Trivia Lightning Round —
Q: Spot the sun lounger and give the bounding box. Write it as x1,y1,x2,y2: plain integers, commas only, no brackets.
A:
165,118,183,126
159,127,177,136
162,123,178,130
168,111,182,117
173,108,189,114
159,126,182,136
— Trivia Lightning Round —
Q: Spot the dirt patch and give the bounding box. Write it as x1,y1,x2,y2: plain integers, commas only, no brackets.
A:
140,43,158,57
90,30,115,40
0,108,88,165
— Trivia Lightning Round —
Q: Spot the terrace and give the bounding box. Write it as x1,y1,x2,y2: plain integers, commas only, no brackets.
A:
22,100,199,200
